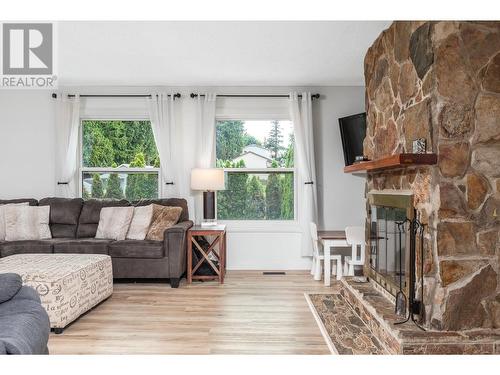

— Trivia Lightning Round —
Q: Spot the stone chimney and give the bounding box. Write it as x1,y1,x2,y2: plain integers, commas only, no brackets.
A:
363,21,500,330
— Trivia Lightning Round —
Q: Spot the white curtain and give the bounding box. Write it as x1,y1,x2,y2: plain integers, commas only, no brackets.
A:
55,94,80,198
289,92,318,256
196,93,217,168
148,93,179,197
194,93,217,223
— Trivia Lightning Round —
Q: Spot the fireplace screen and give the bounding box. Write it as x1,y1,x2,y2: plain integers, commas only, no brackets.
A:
370,206,408,293
368,193,425,326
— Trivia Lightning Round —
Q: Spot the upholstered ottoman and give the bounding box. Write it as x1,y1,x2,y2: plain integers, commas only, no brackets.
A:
0,254,113,333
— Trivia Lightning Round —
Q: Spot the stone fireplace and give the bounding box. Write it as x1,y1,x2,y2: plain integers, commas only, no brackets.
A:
358,21,500,334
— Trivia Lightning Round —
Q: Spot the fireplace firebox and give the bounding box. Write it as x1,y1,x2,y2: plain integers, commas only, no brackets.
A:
368,192,413,299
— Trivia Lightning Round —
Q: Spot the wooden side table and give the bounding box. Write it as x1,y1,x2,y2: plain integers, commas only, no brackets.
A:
187,225,226,284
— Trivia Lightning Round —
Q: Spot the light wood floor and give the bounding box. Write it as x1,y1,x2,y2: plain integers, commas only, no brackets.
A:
48,271,337,354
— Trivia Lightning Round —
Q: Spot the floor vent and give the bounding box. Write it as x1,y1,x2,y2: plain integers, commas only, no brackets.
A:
263,271,286,275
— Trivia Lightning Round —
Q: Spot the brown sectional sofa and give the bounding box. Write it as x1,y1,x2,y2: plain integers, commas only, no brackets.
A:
0,197,193,288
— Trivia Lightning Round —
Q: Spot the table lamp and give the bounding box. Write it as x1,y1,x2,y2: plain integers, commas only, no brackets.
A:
191,168,225,226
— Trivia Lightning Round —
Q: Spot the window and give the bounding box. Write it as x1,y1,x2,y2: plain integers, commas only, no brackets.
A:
216,120,295,220
80,120,160,200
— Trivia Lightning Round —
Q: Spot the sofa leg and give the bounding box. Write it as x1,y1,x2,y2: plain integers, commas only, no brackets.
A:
170,277,180,288
53,328,64,335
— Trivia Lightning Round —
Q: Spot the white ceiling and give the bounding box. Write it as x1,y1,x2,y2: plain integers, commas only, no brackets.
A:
57,21,391,87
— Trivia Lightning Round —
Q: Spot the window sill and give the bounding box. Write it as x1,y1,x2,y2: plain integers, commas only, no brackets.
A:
218,220,301,233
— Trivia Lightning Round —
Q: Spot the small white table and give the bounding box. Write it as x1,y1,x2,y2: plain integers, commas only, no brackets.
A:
318,231,349,286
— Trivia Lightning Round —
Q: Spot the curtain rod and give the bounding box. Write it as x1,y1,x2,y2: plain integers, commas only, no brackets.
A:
51,93,182,99
190,93,320,99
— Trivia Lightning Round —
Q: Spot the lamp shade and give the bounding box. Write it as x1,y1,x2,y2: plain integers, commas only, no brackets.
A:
190,168,225,191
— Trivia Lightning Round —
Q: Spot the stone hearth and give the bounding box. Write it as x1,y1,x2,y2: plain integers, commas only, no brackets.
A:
362,21,500,334
340,278,500,354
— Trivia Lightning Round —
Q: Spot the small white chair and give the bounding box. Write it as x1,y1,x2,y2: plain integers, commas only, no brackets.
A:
310,222,343,285
344,226,365,276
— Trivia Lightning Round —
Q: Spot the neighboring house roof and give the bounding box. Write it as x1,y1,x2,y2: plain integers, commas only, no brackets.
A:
234,150,273,161
232,151,273,169
117,163,156,169
243,144,272,159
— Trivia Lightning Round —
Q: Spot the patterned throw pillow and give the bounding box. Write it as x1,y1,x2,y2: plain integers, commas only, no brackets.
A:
126,204,154,240
4,205,51,241
145,204,182,241
0,202,29,241
95,207,134,241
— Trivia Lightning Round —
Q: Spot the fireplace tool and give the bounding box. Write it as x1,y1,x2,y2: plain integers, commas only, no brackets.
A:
394,221,406,317
394,216,426,331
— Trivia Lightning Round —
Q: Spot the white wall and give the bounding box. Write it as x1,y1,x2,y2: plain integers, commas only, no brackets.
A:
0,86,366,269
0,90,56,199
311,86,366,230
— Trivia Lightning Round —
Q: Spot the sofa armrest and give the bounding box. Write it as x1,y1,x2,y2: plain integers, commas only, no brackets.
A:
0,273,22,304
0,340,6,354
163,220,193,279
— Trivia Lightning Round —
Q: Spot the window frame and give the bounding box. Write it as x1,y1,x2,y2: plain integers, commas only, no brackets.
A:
214,118,298,224
78,118,162,200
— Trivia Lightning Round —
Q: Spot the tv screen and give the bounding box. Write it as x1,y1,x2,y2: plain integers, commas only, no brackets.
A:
338,113,367,166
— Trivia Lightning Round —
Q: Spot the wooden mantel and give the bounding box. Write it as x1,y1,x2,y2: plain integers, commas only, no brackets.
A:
344,153,437,174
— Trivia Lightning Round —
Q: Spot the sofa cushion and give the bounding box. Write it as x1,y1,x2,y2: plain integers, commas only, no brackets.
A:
53,239,111,255
77,199,130,238
108,240,164,259
42,238,74,247
39,197,83,238
0,240,53,258
133,198,189,222
0,273,22,303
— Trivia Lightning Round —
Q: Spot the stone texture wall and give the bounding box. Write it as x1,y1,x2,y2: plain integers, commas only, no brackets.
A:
363,21,500,331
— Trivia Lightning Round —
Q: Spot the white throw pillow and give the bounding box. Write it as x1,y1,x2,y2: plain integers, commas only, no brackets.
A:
126,205,154,240
0,202,30,241
95,206,134,241
4,205,52,241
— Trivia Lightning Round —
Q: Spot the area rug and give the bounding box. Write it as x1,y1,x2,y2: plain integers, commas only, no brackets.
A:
305,293,387,355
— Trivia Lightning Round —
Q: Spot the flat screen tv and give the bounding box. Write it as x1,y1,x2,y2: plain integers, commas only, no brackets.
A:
338,112,367,166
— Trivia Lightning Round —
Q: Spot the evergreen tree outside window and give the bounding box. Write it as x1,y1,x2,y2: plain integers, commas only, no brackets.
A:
216,120,295,221
80,120,160,200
